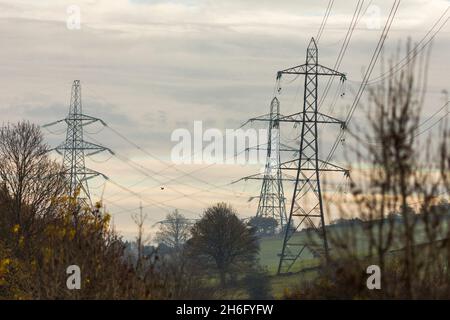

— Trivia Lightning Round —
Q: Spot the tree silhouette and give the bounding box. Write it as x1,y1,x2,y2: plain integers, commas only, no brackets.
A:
187,203,259,286
154,209,191,250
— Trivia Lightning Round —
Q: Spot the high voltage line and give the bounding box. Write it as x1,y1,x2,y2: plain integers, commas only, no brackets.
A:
46,113,258,208
325,0,401,165
39,0,448,234
275,36,348,274
360,100,450,145
84,131,244,206
265,1,401,273
86,125,275,213
367,6,449,85
316,0,335,43
319,2,448,125
106,126,250,199
81,128,271,215
42,81,207,216
106,148,266,216
104,177,200,216
281,0,370,138
414,113,449,138
80,86,258,200
104,124,241,194
43,82,260,219
419,101,450,129
318,0,366,112
275,1,400,233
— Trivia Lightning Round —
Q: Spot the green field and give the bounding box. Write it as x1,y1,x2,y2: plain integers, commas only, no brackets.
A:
258,233,319,274
256,219,450,298
259,219,448,273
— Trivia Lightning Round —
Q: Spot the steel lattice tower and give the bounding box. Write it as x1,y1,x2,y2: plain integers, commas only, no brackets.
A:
255,97,287,228
277,38,348,274
45,80,110,207
236,97,298,230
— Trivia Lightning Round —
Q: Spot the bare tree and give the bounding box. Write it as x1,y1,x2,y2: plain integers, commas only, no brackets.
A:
285,40,450,299
0,122,190,300
154,209,191,250
132,203,151,271
0,121,66,245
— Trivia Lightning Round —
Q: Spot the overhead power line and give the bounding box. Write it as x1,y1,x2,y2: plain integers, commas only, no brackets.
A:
317,0,335,43
326,0,401,164
367,6,449,85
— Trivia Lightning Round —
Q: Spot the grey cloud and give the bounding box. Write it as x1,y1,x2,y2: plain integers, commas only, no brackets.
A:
1,0,448,238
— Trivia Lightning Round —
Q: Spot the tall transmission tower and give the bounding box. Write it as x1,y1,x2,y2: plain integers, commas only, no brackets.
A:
276,38,348,274
255,97,287,228
235,97,297,230
44,80,111,207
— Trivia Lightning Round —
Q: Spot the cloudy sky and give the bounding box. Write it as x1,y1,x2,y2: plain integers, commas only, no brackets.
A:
0,0,449,239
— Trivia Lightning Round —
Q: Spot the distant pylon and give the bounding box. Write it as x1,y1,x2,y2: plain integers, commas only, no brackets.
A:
234,97,297,230
255,97,287,228
277,38,348,274
44,80,111,207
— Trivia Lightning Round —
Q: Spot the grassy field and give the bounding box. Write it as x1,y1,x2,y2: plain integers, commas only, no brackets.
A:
259,219,449,272
257,233,320,298
258,233,319,274
255,218,450,298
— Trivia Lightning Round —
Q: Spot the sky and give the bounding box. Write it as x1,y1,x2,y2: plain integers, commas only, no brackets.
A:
0,0,449,240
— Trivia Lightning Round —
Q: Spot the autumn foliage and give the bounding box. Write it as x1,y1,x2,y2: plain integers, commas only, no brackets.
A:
0,122,171,299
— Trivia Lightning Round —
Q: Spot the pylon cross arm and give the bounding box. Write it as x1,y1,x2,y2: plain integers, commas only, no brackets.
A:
42,119,65,128
240,113,286,128
277,64,345,79
82,168,108,181
280,158,348,173
246,143,297,153
55,141,112,155
279,112,344,125
43,115,105,128
249,114,286,123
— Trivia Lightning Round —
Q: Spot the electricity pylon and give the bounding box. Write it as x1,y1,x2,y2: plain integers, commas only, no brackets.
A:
44,80,111,207
277,38,348,274
234,97,296,230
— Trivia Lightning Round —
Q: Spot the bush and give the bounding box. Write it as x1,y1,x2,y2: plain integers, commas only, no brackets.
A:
243,267,272,300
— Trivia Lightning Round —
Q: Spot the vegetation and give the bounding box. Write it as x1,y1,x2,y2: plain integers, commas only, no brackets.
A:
186,203,259,287
154,210,191,251
0,128,260,299
243,267,272,299
283,44,450,299
1,41,449,300
0,122,136,298
248,216,278,235
0,122,200,299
